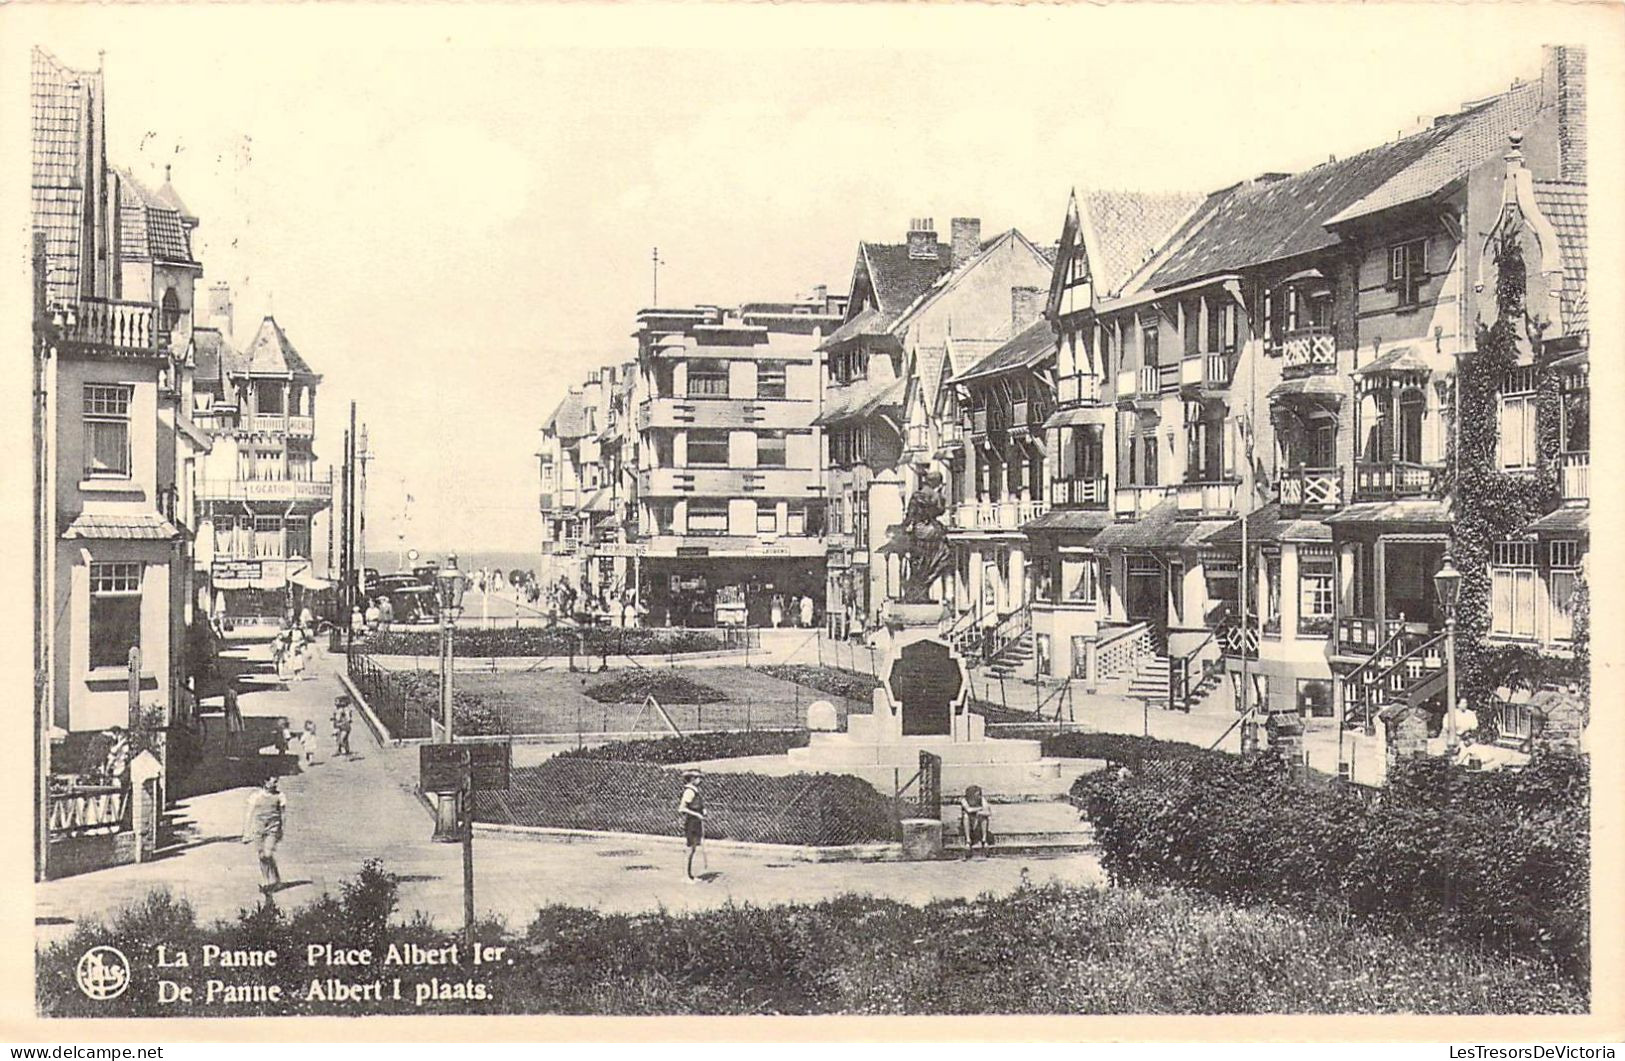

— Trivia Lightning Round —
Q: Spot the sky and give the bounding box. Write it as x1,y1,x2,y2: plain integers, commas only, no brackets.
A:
9,3,1603,556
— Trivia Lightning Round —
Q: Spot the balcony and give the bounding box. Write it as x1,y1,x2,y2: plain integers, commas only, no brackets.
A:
1353,460,1443,501
1011,398,1046,434
1279,326,1337,378
1179,352,1232,391
1561,451,1589,502
1113,484,1171,521
938,419,965,449
288,415,315,438
46,297,169,360
949,498,1049,532
1052,476,1108,507
1114,368,1137,405
639,466,822,497
1175,478,1239,516
1277,467,1344,513
905,422,930,453
638,396,810,431
1056,373,1102,407
198,478,334,505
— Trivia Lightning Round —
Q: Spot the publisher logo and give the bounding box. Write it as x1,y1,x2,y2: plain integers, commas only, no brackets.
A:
75,945,131,1001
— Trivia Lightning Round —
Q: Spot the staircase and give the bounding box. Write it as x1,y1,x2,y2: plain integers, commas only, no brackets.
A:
939,799,1098,857
1125,654,1171,700
985,632,1036,680
1341,624,1449,729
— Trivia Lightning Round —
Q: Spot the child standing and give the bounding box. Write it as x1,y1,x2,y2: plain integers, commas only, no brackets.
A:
300,719,318,765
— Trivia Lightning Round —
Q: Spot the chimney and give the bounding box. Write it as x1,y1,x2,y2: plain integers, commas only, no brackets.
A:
1545,45,1586,182
950,217,981,269
811,284,827,306
207,281,233,338
1011,285,1044,331
906,217,938,261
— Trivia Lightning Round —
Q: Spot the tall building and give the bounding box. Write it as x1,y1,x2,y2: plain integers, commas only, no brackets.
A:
629,294,844,627
191,307,333,624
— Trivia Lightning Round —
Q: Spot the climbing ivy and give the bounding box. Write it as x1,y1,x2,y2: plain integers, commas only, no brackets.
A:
1452,229,1562,732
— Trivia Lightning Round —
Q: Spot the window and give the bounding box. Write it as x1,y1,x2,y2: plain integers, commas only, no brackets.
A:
1140,317,1160,366
1491,540,1538,639
1060,553,1099,604
757,360,788,399
1298,549,1335,636
1562,385,1589,454
786,506,806,536
687,358,729,398
83,384,132,478
756,507,779,534
286,517,311,559
254,515,284,558
1297,679,1334,718
686,430,729,467
1498,368,1539,471
1263,550,1282,634
1550,540,1582,642
1389,239,1427,308
89,562,142,669
1183,299,1201,357
757,432,788,468
687,501,729,535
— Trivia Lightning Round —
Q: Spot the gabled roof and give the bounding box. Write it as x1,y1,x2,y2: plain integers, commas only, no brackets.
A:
31,48,101,304
543,390,593,439
862,240,953,319
945,337,1003,377
240,316,318,378
914,344,947,411
954,317,1056,384
891,228,1052,336
1534,180,1587,338
116,169,196,265
813,378,904,427
1077,190,1205,298
1327,79,1543,227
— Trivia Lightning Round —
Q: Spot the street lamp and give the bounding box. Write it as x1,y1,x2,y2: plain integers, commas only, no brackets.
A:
1433,551,1462,754
431,555,470,841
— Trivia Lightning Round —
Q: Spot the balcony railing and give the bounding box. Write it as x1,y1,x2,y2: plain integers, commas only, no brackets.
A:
1137,365,1160,397
248,414,289,434
1056,373,1102,407
1280,326,1337,378
287,415,315,438
1216,615,1259,659
950,498,1049,531
46,298,169,359
1179,352,1233,391
1113,484,1170,521
198,478,334,503
1052,476,1108,507
905,422,930,452
1010,399,1045,433
1115,368,1137,404
1277,467,1344,513
939,419,965,447
1354,460,1442,500
1561,451,1589,502
1175,478,1239,516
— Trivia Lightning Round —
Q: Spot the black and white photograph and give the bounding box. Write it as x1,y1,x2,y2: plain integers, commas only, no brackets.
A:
6,1,1620,1038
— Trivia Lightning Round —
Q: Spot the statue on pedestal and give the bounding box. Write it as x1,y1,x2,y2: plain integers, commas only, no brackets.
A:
889,469,950,604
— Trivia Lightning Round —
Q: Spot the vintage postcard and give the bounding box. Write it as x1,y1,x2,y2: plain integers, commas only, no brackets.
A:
1,0,1621,1043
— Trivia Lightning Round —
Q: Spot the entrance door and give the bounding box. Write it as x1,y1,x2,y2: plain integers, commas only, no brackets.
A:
1125,554,1168,650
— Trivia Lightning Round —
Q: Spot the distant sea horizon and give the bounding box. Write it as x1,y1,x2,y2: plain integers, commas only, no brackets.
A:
359,546,544,580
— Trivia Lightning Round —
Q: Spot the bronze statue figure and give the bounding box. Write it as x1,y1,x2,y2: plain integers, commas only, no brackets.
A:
890,469,950,603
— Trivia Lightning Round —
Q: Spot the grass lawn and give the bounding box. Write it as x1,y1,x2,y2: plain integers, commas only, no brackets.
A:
41,870,1583,1016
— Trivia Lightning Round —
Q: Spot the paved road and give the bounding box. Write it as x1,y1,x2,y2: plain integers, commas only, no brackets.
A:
37,639,1103,943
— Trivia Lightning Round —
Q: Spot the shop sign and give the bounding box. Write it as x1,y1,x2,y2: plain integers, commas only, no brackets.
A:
212,559,262,581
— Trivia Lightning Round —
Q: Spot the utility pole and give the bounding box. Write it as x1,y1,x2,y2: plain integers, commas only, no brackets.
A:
358,424,372,581
651,246,665,305
33,232,51,882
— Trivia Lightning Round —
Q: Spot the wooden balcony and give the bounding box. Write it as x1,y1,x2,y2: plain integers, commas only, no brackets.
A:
1056,373,1102,407
1561,451,1589,502
1279,326,1337,378
1277,467,1344,513
905,422,930,453
1052,476,1108,508
1010,398,1046,434
1353,460,1443,501
46,297,169,360
949,498,1049,532
1179,352,1232,391
1113,485,1171,521
287,415,315,438
1175,478,1239,516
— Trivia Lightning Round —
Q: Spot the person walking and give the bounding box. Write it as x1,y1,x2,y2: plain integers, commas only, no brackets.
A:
799,594,815,630
331,696,354,758
770,594,784,629
378,595,395,633
241,776,287,894
678,769,706,882
299,719,318,765
365,598,382,633
223,683,246,761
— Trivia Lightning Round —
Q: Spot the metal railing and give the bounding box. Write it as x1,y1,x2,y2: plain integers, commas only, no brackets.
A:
1354,460,1442,500
1168,629,1222,712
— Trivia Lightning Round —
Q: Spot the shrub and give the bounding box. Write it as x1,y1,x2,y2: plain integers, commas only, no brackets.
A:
582,671,727,706
760,663,1017,720
1078,751,1589,976
1045,731,1225,768
558,731,809,765
362,627,730,658
474,757,894,846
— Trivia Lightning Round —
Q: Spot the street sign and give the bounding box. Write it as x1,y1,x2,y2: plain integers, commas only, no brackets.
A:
420,745,469,793
467,741,511,791
419,741,511,793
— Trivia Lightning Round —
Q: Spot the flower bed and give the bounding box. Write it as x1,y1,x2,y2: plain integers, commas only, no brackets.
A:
582,671,728,706
557,731,809,764
361,627,734,659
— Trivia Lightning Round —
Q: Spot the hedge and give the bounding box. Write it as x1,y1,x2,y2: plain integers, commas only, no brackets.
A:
1077,751,1589,977
557,731,809,764
1038,731,1226,768
362,627,731,658
38,868,1584,1016
582,671,728,706
474,757,894,846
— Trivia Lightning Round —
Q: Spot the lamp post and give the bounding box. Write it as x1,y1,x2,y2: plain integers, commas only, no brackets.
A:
1433,551,1462,755
431,554,470,841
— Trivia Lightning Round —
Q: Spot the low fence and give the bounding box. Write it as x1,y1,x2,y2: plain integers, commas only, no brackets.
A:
473,757,895,846
346,653,436,739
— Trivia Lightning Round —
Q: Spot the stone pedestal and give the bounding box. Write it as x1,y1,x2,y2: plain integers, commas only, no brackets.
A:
1380,705,1429,769
899,818,944,860
1266,711,1305,776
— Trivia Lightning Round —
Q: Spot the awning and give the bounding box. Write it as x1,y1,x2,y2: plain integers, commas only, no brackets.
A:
1548,349,1589,373
290,568,332,591
1090,500,1229,552
1268,376,1346,403
61,512,183,541
1044,405,1113,429
1323,499,1452,526
1525,506,1589,535
1022,508,1115,534
1207,503,1333,545
1355,345,1433,376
